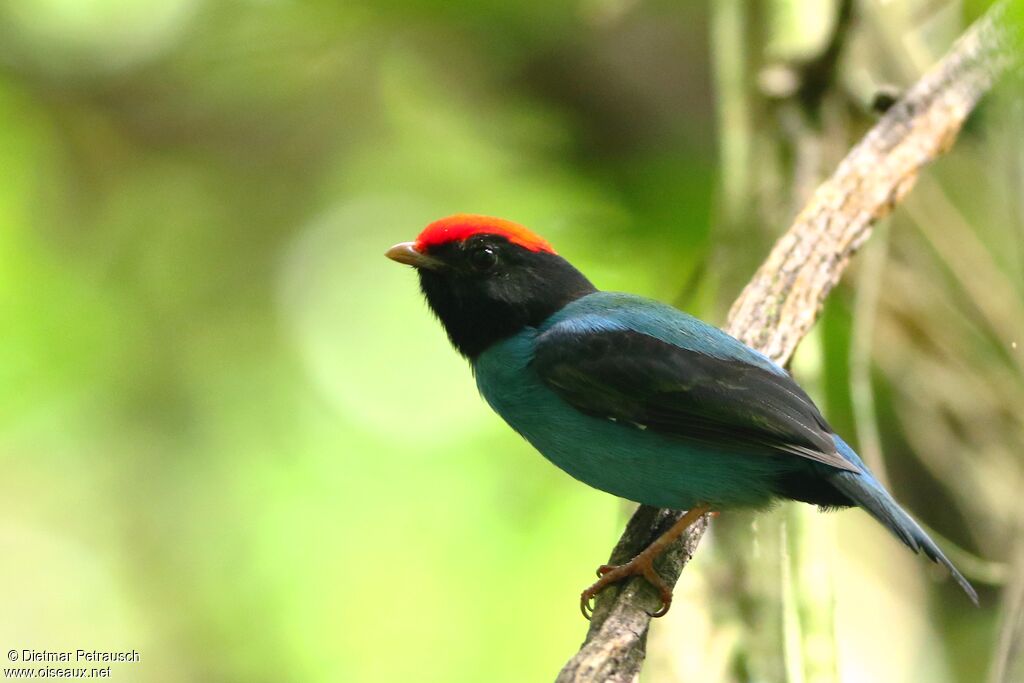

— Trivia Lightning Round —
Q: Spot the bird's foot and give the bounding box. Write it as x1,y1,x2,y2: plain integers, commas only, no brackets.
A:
580,552,672,619
579,503,711,620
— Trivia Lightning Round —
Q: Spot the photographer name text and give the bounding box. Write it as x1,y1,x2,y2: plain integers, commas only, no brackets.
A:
12,651,138,664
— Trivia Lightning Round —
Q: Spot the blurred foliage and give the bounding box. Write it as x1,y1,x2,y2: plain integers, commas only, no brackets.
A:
0,1,1020,682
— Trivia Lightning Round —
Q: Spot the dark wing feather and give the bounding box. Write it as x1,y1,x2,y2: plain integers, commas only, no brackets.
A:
532,324,858,472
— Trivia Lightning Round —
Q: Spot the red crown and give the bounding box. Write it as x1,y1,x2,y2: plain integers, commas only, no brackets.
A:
416,214,556,254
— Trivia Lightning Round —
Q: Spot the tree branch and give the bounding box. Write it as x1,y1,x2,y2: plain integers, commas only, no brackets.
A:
556,3,1022,681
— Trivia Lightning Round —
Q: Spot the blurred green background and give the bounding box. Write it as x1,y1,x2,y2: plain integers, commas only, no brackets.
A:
0,0,1021,681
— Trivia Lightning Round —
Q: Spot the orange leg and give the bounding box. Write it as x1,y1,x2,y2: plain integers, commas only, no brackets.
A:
580,504,711,619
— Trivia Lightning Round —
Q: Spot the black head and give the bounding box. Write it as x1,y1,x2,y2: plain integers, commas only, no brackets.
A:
386,215,596,359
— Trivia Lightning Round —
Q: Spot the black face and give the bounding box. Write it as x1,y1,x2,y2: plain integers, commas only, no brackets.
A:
416,234,597,359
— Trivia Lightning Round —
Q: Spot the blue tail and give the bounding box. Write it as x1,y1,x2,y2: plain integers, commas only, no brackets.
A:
828,437,978,604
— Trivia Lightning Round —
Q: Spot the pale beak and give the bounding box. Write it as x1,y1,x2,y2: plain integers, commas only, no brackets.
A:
385,242,444,270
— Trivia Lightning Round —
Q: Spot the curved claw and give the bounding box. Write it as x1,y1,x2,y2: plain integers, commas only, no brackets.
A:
580,573,614,620
645,594,672,618
581,589,602,622
638,563,673,618
580,593,596,620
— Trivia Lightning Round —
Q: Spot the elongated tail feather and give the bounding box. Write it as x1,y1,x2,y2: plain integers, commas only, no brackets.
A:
829,437,978,604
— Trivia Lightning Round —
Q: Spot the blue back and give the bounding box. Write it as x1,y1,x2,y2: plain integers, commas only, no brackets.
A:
538,292,787,376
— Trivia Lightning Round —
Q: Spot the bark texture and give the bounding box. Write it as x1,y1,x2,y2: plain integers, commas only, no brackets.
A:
556,3,1022,681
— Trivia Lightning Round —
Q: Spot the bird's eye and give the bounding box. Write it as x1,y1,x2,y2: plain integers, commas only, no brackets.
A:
469,246,498,271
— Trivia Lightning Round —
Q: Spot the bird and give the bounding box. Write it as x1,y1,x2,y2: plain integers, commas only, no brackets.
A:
386,213,978,618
